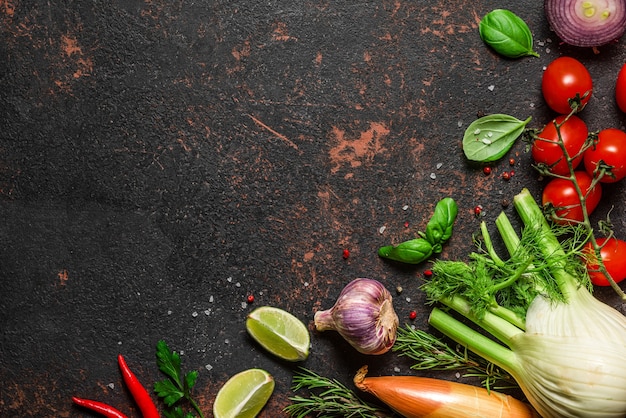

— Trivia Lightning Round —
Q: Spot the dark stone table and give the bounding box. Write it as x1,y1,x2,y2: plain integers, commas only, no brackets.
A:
2,1,625,416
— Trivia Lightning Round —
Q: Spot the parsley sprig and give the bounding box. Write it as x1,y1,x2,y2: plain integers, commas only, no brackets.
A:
154,340,205,418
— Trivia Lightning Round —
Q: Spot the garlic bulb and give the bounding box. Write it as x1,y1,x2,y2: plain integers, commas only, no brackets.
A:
314,278,399,355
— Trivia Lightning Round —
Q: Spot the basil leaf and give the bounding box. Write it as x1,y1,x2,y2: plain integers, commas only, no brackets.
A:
424,198,458,248
378,238,433,265
479,9,539,58
463,114,531,162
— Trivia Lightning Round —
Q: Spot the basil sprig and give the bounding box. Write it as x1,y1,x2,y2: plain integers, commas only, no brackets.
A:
463,114,531,162
479,9,539,58
378,198,458,265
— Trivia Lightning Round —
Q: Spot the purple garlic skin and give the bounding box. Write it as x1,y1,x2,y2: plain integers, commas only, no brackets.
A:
314,278,399,355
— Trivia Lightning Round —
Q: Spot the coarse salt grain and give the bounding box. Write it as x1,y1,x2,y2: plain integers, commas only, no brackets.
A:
205,364,213,371
402,205,409,210
379,226,386,234
430,172,436,179
488,85,495,91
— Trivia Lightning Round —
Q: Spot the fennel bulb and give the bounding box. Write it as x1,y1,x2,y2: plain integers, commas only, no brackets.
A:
425,188,626,418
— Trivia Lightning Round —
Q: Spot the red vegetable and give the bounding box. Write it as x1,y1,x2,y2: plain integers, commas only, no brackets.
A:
542,171,602,224
541,57,592,114
531,115,588,175
584,128,626,183
583,237,626,286
117,354,160,418
616,63,626,112
353,365,539,418
72,397,129,418
544,0,626,48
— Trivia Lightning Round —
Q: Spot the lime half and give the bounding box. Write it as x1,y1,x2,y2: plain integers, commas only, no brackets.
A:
213,368,274,418
246,306,310,362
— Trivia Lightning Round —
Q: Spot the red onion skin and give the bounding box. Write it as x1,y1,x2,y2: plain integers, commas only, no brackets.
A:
545,0,626,47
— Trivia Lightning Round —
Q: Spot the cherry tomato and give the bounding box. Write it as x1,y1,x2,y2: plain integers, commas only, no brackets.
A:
583,237,626,286
531,115,588,176
616,63,626,113
541,57,593,114
583,128,626,183
542,171,602,224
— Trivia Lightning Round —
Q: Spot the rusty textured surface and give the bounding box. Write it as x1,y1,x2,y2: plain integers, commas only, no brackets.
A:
2,0,626,417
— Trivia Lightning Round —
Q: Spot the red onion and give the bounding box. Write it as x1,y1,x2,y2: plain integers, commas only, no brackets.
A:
545,0,626,47
314,278,399,355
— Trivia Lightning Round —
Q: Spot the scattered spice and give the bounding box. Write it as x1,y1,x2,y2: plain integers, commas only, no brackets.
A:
483,166,492,175
502,171,511,181
409,311,417,320
509,158,516,166
474,205,483,217
423,269,433,278
247,294,255,304
342,249,350,259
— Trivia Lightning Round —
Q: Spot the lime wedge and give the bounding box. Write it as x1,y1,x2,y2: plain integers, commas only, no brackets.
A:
213,368,274,418
246,306,310,362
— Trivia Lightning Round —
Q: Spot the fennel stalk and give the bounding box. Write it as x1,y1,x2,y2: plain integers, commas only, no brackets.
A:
423,188,626,418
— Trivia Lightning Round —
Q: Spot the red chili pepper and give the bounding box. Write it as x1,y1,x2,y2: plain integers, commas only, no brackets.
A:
117,354,160,418
72,396,129,418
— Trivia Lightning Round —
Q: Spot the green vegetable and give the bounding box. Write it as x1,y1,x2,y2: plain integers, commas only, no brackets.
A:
479,9,539,58
393,325,515,390
463,114,531,162
154,340,205,418
284,368,392,418
378,238,433,264
422,188,626,418
423,197,458,252
378,198,458,264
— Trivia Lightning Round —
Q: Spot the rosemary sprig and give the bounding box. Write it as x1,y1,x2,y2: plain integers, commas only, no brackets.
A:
393,325,516,390
284,368,396,418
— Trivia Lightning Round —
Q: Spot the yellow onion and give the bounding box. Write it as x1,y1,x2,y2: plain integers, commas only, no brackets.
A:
314,278,399,355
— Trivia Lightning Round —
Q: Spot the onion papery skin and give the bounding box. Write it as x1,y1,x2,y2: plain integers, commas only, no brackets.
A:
545,0,626,47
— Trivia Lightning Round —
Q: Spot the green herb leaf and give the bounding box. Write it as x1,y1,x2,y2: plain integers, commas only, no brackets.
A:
285,368,392,418
425,197,458,248
155,340,205,418
154,379,185,407
479,9,539,58
463,114,531,162
156,340,183,387
378,237,433,264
